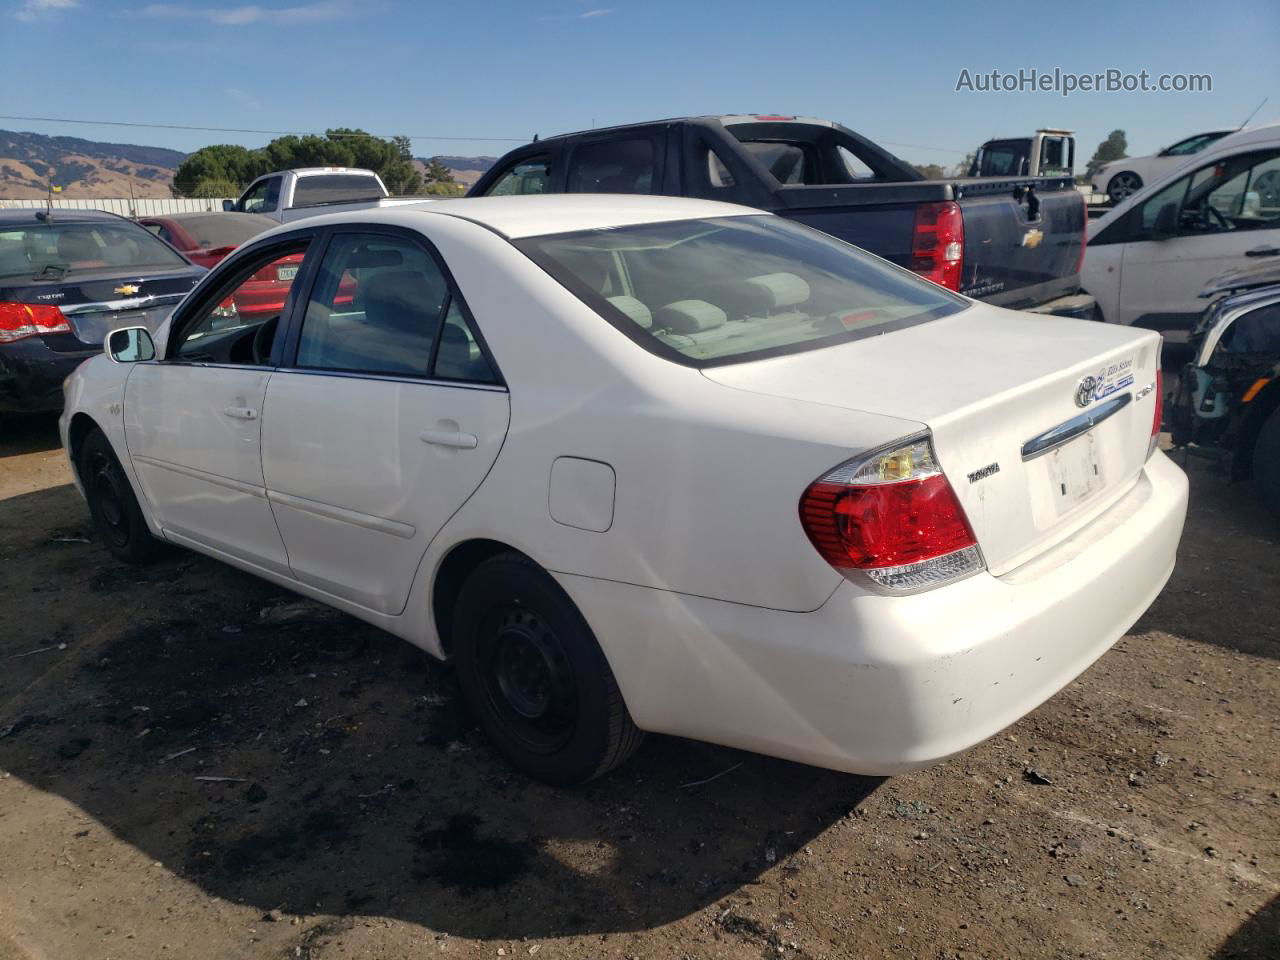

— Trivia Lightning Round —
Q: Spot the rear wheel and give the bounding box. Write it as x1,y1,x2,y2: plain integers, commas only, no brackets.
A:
1107,171,1143,204
452,553,644,785
78,427,164,564
1253,408,1280,518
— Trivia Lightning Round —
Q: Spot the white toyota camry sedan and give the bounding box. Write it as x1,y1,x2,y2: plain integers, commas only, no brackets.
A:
60,195,1188,785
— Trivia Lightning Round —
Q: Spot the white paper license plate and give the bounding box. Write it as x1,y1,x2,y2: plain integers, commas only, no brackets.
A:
1047,432,1104,515
276,265,298,281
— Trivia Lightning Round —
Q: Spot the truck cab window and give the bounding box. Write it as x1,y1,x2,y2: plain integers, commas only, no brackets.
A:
239,177,280,214
567,139,656,194
486,157,552,196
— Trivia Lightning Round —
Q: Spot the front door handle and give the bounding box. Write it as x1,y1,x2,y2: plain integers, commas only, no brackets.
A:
222,405,258,420
1245,245,1280,258
419,429,478,449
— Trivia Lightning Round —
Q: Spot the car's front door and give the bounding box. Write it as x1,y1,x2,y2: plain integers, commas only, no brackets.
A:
123,235,316,573
260,229,510,615
1118,149,1280,328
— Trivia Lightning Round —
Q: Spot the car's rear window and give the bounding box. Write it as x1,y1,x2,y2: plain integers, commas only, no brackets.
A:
516,215,967,366
0,220,188,282
176,214,274,250
292,174,385,206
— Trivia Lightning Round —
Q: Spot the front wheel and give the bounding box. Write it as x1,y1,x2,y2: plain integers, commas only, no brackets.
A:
1253,408,1280,518
452,553,644,785
1107,171,1143,204
78,427,165,564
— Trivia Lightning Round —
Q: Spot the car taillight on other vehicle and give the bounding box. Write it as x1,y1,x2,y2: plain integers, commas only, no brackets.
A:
1148,367,1164,460
0,302,72,344
799,434,984,593
909,201,964,291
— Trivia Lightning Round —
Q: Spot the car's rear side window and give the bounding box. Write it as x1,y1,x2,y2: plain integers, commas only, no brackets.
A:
517,215,967,367
296,233,498,383
567,139,656,194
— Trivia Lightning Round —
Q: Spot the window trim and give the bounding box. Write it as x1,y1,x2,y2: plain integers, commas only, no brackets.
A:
278,223,505,388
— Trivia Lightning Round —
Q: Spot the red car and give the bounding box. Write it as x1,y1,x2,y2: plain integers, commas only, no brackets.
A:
138,212,276,269
140,212,353,323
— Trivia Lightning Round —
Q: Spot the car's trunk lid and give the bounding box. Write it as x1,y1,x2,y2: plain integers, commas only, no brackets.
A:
1,266,203,348
702,306,1162,576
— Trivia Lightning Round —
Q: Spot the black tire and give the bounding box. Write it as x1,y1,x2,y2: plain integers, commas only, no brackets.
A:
78,427,165,564
1106,171,1143,205
1254,409,1280,518
452,553,644,785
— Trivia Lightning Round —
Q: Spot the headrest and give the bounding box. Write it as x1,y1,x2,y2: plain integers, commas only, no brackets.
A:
607,295,653,329
362,270,445,333
655,299,727,334
57,232,100,262
745,272,810,309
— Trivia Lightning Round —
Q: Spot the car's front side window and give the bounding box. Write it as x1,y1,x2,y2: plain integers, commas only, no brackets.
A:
173,240,311,364
294,233,497,384
485,157,551,196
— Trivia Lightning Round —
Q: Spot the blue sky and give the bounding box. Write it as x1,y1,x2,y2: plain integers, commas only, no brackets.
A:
6,0,1278,168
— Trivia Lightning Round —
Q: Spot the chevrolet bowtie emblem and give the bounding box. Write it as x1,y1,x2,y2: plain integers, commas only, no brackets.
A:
1021,229,1044,249
114,283,141,296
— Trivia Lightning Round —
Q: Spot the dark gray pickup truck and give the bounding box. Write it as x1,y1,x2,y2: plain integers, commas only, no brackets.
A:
470,115,1092,316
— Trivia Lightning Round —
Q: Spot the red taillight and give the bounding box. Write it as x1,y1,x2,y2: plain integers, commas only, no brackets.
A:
799,435,984,593
909,201,964,291
0,302,72,344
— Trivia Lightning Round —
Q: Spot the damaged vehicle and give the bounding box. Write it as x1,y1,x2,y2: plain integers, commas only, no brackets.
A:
60,196,1187,785
1171,261,1280,516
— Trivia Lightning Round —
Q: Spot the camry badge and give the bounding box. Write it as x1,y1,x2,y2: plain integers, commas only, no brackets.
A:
114,283,141,296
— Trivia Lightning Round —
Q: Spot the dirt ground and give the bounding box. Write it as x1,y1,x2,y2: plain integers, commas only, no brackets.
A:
0,413,1276,960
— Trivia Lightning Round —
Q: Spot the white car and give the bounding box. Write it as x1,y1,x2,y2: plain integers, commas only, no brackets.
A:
1083,124,1280,328
60,195,1188,785
1091,129,1235,204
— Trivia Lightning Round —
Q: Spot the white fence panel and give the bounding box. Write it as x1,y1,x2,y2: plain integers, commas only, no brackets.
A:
0,198,234,217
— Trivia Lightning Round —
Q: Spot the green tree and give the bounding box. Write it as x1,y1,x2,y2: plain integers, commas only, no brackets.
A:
911,163,946,179
171,129,423,198
952,152,976,177
1085,130,1128,178
187,177,241,199
422,156,457,186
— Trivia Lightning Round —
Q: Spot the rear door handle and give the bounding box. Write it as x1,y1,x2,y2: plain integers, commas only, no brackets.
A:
222,405,258,420
419,429,478,449
1245,245,1280,258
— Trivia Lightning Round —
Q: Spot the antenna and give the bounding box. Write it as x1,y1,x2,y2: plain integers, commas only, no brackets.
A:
1240,97,1268,129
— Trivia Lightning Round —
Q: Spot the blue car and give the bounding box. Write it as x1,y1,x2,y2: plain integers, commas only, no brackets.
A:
0,208,206,414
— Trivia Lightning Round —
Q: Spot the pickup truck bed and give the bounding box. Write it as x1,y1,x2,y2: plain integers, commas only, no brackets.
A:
470,115,1090,315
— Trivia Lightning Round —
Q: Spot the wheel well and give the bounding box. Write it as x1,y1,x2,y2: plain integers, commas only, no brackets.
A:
1233,377,1280,480
66,413,101,480
432,539,523,657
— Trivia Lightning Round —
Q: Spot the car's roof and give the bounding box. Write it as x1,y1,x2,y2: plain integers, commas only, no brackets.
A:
295,194,763,240
0,207,130,226
539,114,834,142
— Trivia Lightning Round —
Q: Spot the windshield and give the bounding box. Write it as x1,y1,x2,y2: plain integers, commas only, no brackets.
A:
175,214,274,250
517,215,967,366
0,220,188,282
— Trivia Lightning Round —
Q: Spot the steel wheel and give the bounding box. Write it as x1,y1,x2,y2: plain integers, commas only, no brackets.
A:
478,606,579,753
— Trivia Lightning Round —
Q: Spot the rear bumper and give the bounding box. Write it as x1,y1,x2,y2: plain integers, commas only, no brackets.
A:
559,451,1188,775
0,339,93,414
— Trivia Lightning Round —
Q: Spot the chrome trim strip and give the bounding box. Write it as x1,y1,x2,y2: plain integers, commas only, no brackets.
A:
267,489,416,540
133,455,266,498
61,295,186,315
1021,392,1132,461
273,367,508,393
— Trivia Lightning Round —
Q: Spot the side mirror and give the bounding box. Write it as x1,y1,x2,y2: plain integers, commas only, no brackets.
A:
106,326,156,363
222,199,235,212
1151,202,1179,239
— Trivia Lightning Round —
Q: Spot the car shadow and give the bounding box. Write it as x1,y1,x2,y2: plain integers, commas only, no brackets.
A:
0,482,881,939
1213,892,1279,959
1131,454,1280,662
0,413,62,458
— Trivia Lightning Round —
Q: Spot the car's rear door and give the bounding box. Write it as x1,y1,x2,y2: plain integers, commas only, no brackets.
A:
124,232,319,572
260,226,510,615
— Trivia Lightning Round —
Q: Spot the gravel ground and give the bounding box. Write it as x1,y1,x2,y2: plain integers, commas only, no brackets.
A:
0,414,1276,960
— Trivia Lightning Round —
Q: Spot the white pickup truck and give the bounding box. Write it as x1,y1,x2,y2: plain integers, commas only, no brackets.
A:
223,167,431,223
